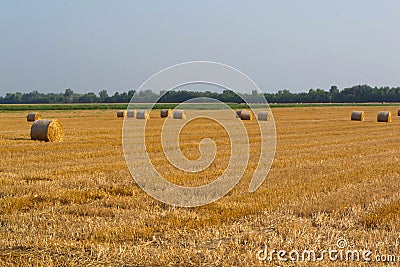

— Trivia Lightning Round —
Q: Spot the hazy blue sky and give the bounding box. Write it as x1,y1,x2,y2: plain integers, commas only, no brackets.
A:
1,0,399,95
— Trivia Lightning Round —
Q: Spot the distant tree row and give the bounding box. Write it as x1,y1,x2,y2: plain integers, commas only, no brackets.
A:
0,89,136,104
265,85,400,103
1,85,400,104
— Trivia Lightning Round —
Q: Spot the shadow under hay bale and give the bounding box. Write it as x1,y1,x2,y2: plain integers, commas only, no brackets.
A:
239,110,253,120
257,111,269,121
127,110,136,117
377,111,392,122
173,110,186,119
136,110,149,119
27,112,42,122
351,111,365,121
30,119,64,142
8,137,31,141
398,109,400,116
117,110,126,117
160,109,171,118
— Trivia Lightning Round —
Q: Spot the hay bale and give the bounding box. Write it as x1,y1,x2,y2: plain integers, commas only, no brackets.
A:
160,109,171,118
27,112,42,122
377,111,392,122
117,110,126,117
235,110,242,118
173,110,186,119
136,110,149,120
351,111,365,121
127,110,136,117
257,111,269,121
30,119,64,142
239,110,253,120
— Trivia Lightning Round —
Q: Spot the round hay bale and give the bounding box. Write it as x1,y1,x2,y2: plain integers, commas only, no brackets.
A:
30,119,64,142
377,111,392,122
127,110,136,117
257,111,269,121
117,110,126,117
160,109,171,118
351,111,365,121
173,110,186,119
27,112,42,122
235,110,242,118
239,110,253,120
136,110,149,120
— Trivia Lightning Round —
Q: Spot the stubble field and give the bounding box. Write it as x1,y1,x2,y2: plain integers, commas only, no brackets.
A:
1,106,400,266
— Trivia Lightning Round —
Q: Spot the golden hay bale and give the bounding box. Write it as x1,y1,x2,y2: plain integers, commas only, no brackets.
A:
257,111,269,121
30,119,64,142
160,109,171,118
136,110,149,119
127,110,136,117
377,111,392,122
235,110,242,118
351,111,365,121
27,112,42,122
173,110,186,119
117,110,126,117
239,110,253,120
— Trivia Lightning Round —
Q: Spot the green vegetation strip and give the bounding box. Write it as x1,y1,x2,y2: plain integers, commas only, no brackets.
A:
0,103,249,111
0,103,399,112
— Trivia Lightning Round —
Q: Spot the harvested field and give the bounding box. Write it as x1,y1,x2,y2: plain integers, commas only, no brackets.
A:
1,106,400,266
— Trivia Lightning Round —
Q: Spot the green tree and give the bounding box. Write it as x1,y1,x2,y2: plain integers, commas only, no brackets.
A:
99,89,109,102
63,89,74,103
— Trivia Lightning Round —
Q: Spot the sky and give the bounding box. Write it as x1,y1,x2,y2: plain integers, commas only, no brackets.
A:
0,0,399,96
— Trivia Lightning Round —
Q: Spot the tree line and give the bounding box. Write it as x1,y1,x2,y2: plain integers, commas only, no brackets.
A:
1,85,400,104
